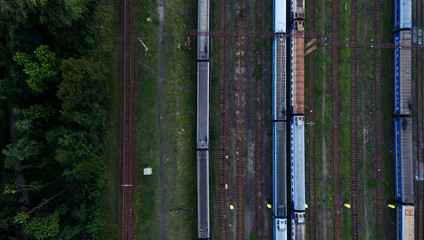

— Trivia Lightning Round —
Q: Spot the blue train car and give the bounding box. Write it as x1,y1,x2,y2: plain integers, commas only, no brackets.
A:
394,31,412,116
291,211,305,240
273,36,287,121
274,217,288,240
396,204,415,240
290,116,305,212
274,0,287,33
394,117,414,204
273,122,287,217
197,151,210,239
394,0,412,31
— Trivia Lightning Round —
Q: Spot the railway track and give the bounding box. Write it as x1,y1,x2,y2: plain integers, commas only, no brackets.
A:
254,0,264,238
350,0,360,239
307,0,317,239
416,0,423,238
120,0,135,239
217,0,229,238
372,0,384,238
419,181,424,240
415,1,423,239
331,0,342,239
235,0,247,238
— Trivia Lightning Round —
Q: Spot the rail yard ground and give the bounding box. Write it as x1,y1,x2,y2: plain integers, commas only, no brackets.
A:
121,0,198,239
100,0,422,239
305,0,398,239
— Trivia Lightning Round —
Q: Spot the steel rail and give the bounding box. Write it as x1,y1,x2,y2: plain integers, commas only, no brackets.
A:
235,0,247,238
254,0,264,237
373,0,384,238
350,0,360,238
217,0,228,239
308,0,317,238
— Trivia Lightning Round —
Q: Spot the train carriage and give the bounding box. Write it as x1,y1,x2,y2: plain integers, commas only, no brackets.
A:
197,62,209,149
197,151,210,239
274,217,288,240
394,117,414,204
396,204,415,240
291,212,306,240
273,122,287,217
197,0,209,60
273,36,287,121
290,116,305,212
394,31,412,116
291,0,305,20
394,0,412,31
274,0,287,33
197,0,209,239
290,20,305,115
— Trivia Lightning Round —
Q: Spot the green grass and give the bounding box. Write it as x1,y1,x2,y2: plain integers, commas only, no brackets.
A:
132,0,198,239
97,0,121,238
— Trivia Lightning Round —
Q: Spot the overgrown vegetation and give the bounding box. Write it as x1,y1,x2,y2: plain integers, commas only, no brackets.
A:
0,0,117,239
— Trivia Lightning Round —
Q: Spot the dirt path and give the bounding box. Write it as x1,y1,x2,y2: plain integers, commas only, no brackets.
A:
157,0,166,239
320,0,328,238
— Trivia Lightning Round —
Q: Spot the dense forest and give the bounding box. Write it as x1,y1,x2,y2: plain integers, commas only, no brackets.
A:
0,1,117,239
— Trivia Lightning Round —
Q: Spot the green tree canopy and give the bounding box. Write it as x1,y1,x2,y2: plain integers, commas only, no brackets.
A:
0,0,89,35
3,137,42,169
24,212,60,240
13,45,59,93
58,58,107,111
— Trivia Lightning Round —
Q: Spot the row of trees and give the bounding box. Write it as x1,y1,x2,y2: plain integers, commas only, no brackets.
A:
0,1,114,239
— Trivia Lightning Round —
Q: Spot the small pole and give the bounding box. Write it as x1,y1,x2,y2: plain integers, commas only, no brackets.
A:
138,37,148,52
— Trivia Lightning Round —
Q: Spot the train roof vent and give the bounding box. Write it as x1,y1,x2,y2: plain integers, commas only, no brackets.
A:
277,219,287,231
298,213,305,223
296,116,304,125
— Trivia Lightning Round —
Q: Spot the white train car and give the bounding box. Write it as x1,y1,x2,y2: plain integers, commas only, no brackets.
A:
394,0,412,31
290,116,305,212
274,217,288,240
274,0,287,34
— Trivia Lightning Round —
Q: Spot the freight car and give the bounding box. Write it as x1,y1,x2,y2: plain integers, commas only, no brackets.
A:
290,20,305,115
290,116,305,212
197,0,210,239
